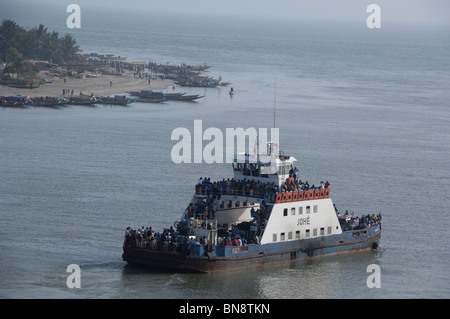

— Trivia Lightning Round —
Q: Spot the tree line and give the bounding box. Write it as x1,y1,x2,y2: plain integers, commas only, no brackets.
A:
0,19,81,69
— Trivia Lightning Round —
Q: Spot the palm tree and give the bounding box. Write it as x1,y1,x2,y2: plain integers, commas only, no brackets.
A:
1,20,82,67
60,33,80,63
0,19,26,60
42,30,62,63
33,24,49,59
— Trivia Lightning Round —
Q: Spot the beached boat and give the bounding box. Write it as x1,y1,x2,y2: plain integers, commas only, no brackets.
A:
98,95,132,105
0,95,30,107
122,142,381,273
126,91,141,97
69,95,98,106
135,97,167,103
191,65,211,71
163,92,186,98
85,72,102,78
31,97,63,107
129,90,167,103
166,94,204,101
6,83,40,89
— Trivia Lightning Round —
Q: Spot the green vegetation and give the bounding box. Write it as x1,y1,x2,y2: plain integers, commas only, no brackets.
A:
0,19,81,82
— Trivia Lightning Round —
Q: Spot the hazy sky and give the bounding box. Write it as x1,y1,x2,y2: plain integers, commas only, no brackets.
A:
1,0,450,26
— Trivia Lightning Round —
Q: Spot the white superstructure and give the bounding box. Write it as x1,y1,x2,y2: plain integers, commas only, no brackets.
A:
186,142,339,247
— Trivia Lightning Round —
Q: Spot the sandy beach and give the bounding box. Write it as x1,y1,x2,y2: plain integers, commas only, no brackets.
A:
0,71,173,98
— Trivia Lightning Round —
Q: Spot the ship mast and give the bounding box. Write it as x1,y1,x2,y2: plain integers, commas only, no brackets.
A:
273,75,277,130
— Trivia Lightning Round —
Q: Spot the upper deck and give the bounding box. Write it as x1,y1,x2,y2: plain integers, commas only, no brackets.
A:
231,142,297,186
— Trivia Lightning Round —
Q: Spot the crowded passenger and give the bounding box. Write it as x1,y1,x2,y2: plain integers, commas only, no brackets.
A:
195,175,330,204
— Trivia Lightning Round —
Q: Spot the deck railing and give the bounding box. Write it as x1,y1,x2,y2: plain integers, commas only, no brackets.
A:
194,184,330,203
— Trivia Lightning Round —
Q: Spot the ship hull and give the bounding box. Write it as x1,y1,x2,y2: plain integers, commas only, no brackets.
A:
122,225,381,273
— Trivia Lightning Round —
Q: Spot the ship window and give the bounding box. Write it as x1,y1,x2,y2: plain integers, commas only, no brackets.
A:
220,201,224,209
306,229,310,237
283,208,288,216
327,226,332,234
313,228,317,236
298,207,303,214
228,200,232,208
280,232,285,241
296,230,300,239
306,206,311,214
243,202,247,206
250,163,260,177
273,234,277,242
235,201,240,207
288,231,293,240
320,227,325,236
313,205,318,213
291,207,295,215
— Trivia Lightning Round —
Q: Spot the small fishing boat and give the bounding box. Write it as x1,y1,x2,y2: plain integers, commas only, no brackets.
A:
135,97,167,103
6,83,40,89
98,95,133,105
31,97,63,107
167,94,204,101
163,92,186,98
0,95,30,107
69,95,98,106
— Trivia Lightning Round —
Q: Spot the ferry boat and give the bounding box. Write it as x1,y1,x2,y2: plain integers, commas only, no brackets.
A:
122,142,381,272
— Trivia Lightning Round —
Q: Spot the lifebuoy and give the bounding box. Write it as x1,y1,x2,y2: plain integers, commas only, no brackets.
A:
298,191,304,201
287,192,293,202
325,189,330,198
314,189,320,199
319,189,325,198
276,193,282,203
292,192,298,201
282,193,287,202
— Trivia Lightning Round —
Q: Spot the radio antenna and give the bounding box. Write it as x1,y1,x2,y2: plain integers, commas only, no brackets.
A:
273,75,277,129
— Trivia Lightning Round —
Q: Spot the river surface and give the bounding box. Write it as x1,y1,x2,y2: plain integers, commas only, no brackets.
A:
1,3,449,299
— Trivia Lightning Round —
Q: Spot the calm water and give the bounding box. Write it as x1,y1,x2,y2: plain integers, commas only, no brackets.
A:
1,5,450,299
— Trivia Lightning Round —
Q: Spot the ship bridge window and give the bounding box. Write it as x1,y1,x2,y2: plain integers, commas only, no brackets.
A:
320,227,325,236
249,163,260,177
278,164,291,176
296,230,300,239
291,207,295,215
283,208,288,216
313,205,318,213
280,232,285,241
273,234,277,242
299,207,303,214
327,226,332,235
233,163,250,175
260,162,277,177
306,206,311,214
234,162,267,177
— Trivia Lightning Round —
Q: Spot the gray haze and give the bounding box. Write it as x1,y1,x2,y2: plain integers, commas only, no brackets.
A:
1,0,450,27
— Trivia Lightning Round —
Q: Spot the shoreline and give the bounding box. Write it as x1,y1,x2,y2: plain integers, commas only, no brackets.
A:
0,71,173,98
